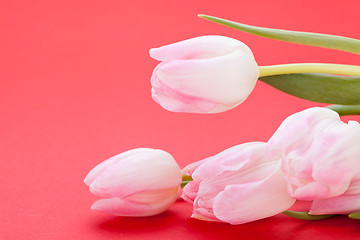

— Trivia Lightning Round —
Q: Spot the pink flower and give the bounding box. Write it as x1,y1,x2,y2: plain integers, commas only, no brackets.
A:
182,142,295,224
267,107,360,214
150,35,259,113
84,148,182,216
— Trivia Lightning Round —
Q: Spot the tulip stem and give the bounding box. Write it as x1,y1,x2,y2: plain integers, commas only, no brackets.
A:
282,210,335,220
181,174,193,188
259,63,360,77
348,211,360,219
326,104,360,116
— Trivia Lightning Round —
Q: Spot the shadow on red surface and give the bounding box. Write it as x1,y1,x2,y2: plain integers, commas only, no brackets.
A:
93,200,360,240
97,211,179,232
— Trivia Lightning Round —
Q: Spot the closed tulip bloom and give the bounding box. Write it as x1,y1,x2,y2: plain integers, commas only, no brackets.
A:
150,35,259,113
182,142,295,224
267,107,360,206
84,148,182,216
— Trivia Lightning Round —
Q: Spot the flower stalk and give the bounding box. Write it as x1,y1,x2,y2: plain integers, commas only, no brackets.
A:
282,211,335,220
259,63,360,77
181,174,193,188
326,105,360,116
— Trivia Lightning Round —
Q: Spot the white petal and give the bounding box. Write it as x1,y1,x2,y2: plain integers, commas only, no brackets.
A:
192,142,268,182
310,194,360,215
151,74,222,113
181,181,200,204
89,149,181,198
91,189,179,217
84,148,147,186
155,50,258,104
149,35,255,61
212,163,295,224
266,107,340,159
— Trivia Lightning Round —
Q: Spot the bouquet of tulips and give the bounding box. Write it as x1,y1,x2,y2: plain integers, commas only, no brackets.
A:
84,15,360,224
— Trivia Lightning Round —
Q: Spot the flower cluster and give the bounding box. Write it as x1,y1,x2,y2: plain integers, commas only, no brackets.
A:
85,15,360,224
85,107,360,223
267,108,360,216
181,107,360,224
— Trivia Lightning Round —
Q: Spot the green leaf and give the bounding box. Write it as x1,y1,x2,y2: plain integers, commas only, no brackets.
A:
259,73,360,105
349,211,360,219
327,105,360,116
198,14,360,55
283,211,335,220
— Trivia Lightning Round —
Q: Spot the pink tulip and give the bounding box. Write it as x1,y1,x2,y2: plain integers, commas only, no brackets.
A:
267,107,360,210
182,142,295,224
309,178,360,214
84,148,182,216
150,35,259,113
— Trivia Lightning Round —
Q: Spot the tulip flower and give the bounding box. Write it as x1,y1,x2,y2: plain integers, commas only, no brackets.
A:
182,142,295,224
84,148,182,216
150,35,259,113
267,107,360,210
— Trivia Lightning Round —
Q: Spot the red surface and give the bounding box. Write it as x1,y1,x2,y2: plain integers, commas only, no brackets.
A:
1,0,360,239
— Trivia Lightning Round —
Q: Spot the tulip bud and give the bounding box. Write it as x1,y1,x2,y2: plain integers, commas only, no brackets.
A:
84,148,182,216
182,142,295,224
267,107,360,206
150,35,259,113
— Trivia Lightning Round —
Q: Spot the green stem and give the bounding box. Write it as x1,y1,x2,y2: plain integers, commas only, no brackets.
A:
181,174,193,188
259,63,360,77
326,105,360,116
348,211,360,219
282,211,335,220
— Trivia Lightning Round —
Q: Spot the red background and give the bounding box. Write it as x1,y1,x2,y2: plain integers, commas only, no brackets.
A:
1,0,360,239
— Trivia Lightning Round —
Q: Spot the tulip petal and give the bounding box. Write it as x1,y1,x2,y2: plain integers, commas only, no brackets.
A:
212,163,295,224
151,73,222,113
310,179,360,214
91,190,179,217
310,194,360,215
84,148,146,186
155,50,258,104
195,159,281,206
192,198,221,222
287,120,360,200
149,35,255,61
181,181,200,204
191,213,220,222
267,107,360,200
88,149,181,198
181,159,207,176
291,181,350,201
191,142,268,182
344,178,360,195
266,107,339,159
311,120,360,183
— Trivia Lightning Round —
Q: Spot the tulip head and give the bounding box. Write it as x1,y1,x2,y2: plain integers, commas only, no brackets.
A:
84,148,182,216
267,107,360,202
182,142,295,224
150,35,259,113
